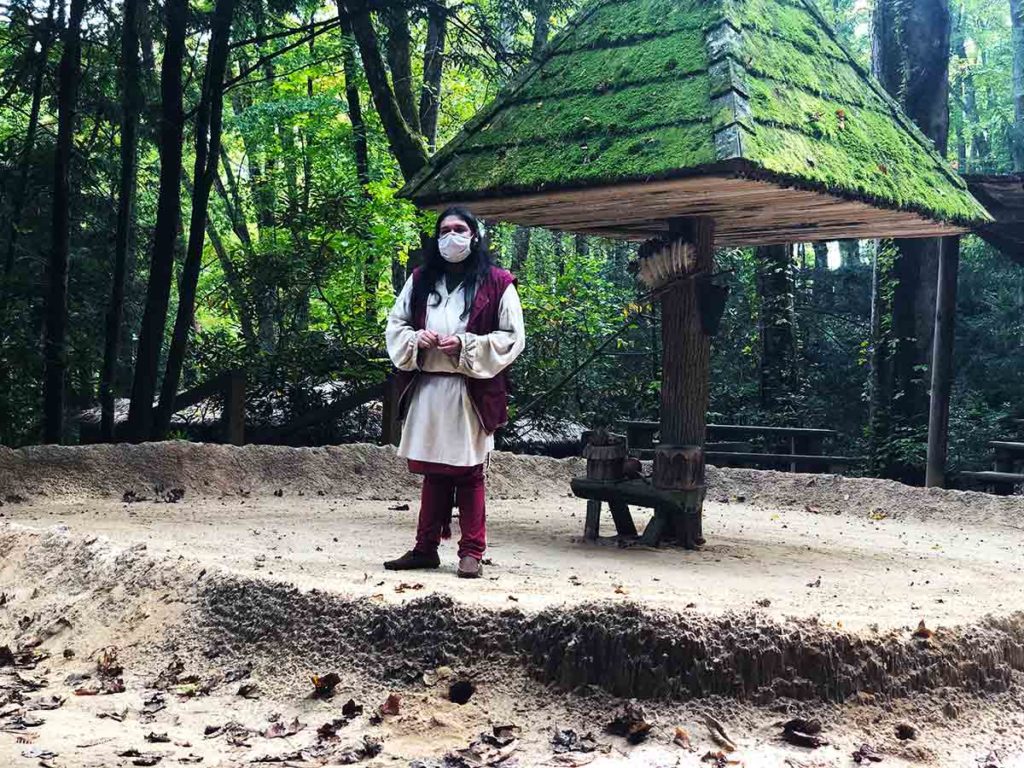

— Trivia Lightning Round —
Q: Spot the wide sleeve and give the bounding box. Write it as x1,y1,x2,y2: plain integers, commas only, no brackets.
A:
385,276,420,371
456,283,526,380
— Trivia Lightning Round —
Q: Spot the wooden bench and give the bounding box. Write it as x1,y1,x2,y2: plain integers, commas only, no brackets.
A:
570,476,704,550
958,471,1024,496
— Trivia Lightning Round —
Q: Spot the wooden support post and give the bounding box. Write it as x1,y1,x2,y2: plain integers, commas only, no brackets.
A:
584,499,601,541
223,369,246,445
381,376,401,447
925,236,961,488
648,217,714,548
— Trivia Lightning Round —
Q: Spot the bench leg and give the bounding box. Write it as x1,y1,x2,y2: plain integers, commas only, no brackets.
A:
639,505,670,547
584,499,601,541
609,501,638,538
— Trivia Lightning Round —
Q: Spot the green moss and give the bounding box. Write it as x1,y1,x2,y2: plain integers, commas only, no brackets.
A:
740,28,870,101
744,124,982,221
562,0,710,49
426,123,716,197
470,75,711,149
405,0,988,226
723,0,846,60
518,27,708,101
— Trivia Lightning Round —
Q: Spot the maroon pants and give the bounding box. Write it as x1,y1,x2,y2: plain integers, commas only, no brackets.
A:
408,460,486,560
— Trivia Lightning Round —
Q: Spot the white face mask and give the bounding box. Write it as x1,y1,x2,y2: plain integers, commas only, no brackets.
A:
438,232,473,263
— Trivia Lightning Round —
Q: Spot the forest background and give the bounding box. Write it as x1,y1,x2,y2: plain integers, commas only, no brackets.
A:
0,0,1021,485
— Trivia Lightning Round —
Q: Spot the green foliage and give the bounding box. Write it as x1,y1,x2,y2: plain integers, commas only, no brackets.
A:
0,0,1021,484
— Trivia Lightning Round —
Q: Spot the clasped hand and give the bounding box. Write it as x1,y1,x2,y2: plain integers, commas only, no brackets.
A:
417,329,462,357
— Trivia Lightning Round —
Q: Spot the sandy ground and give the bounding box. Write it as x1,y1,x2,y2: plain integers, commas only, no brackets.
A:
3,443,1024,767
2,491,1023,631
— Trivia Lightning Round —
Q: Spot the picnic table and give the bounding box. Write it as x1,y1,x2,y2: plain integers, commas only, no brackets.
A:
615,420,859,473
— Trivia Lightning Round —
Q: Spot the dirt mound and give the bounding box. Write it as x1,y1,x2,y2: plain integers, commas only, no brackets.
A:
707,466,1024,527
196,571,1024,705
4,521,1024,709
5,442,1024,528
0,442,583,502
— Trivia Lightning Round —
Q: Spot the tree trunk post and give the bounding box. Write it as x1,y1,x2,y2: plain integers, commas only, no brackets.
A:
381,376,401,447
222,369,246,446
925,235,961,488
651,217,714,548
42,0,87,444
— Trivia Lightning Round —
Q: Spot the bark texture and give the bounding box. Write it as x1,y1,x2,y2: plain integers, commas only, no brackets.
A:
127,0,188,441
42,0,87,443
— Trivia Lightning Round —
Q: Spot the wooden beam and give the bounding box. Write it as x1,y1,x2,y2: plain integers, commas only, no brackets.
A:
424,175,970,246
925,236,961,488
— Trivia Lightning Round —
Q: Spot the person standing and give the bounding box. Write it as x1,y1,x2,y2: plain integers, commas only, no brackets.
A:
384,207,526,578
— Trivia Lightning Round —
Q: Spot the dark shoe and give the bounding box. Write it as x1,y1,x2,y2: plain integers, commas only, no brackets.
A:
384,549,440,571
457,555,482,579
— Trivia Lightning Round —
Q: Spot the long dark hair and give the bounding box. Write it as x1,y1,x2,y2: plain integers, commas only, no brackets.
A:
411,206,493,320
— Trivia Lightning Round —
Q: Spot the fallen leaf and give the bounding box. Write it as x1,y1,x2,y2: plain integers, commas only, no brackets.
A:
674,726,693,750
912,620,933,639
380,692,401,716
264,716,304,739
311,671,340,698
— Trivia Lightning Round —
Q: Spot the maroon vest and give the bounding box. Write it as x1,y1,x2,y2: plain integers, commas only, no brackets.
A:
394,266,518,434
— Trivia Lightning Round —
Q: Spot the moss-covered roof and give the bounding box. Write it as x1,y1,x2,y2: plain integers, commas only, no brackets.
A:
401,0,989,231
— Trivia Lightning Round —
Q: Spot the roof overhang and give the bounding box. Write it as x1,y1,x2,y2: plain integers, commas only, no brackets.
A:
963,173,1024,264
417,172,970,247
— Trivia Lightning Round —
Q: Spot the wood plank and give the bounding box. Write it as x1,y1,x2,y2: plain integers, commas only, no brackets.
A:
428,175,971,246
705,451,862,465
959,470,1024,482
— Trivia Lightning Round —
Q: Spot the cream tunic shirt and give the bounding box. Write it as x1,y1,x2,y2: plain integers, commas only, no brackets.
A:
386,274,526,467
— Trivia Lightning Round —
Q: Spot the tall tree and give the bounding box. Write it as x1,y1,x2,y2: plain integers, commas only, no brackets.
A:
153,0,237,438
870,0,952,482
101,0,144,441
532,0,552,56
420,0,447,150
126,0,188,441
340,13,370,188
1011,0,1024,169
41,0,87,443
383,5,420,135
345,1,427,181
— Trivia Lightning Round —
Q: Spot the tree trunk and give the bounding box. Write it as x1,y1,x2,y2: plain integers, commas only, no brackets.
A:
195,174,254,345
871,0,951,483
153,0,236,439
659,220,715,448
346,1,427,181
340,12,371,188
756,244,798,412
101,0,144,442
925,236,960,487
41,0,87,444
1011,0,1024,170
419,1,447,151
126,0,188,441
383,6,420,134
532,0,552,57
868,240,895,476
